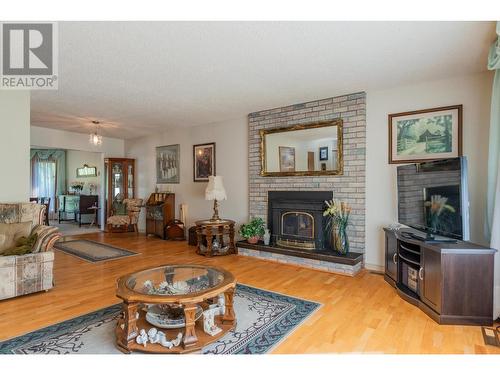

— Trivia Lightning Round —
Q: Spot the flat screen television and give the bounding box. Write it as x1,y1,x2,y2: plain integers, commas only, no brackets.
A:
397,157,470,241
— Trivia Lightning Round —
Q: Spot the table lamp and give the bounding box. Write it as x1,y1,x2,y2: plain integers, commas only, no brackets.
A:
205,175,227,221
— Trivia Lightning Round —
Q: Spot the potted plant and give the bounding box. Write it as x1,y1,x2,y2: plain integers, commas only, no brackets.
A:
239,217,265,244
70,181,85,195
323,199,351,254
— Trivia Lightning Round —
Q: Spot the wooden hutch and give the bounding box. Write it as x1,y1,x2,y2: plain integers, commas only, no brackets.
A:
145,192,175,239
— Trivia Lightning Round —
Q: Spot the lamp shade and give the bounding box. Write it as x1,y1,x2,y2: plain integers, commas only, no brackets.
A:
205,176,227,201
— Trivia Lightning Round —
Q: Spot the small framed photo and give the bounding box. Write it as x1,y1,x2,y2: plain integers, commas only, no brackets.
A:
156,144,180,184
319,147,328,161
279,146,295,172
389,105,462,164
193,143,216,182
321,163,327,171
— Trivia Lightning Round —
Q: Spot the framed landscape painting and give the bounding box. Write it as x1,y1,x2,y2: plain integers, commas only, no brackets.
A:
388,105,462,164
156,144,180,184
279,146,296,172
193,142,216,182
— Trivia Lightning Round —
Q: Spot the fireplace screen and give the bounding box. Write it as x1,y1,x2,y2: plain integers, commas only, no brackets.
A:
281,212,314,238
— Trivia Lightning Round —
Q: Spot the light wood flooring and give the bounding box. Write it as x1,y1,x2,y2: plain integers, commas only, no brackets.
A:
0,232,498,354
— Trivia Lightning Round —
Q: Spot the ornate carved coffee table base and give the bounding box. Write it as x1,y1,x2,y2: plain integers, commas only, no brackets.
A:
115,266,236,354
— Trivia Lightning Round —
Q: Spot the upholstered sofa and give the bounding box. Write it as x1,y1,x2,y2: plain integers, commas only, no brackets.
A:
0,203,61,300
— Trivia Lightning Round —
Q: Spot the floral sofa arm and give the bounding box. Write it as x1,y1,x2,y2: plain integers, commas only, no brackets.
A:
30,225,62,253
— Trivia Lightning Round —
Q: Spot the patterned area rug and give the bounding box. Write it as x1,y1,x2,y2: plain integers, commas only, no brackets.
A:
54,239,138,262
0,284,320,354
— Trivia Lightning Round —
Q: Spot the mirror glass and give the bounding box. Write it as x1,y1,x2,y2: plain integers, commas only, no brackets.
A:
261,121,343,176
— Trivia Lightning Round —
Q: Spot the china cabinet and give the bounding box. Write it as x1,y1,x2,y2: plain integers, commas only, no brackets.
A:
104,158,136,222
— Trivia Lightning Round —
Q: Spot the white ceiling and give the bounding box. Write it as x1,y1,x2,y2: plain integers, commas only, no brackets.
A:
30,21,496,140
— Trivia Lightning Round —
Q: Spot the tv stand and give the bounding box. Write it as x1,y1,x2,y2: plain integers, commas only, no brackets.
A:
384,227,496,326
403,231,457,244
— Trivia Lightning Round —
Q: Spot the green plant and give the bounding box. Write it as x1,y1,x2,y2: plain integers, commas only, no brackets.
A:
70,181,85,192
239,217,265,239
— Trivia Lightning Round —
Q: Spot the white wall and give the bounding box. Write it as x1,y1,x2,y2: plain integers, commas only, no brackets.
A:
66,150,102,194
0,91,30,202
125,117,248,231
365,71,494,270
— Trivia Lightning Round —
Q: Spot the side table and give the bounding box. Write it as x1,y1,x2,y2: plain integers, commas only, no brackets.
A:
195,219,236,257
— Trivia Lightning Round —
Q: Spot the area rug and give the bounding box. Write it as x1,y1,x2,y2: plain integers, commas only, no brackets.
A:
54,239,138,262
0,284,321,354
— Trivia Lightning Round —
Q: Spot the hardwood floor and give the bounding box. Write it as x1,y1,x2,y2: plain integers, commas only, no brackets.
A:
0,232,498,354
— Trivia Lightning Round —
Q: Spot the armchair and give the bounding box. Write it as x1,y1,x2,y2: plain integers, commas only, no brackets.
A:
0,203,61,300
107,197,143,233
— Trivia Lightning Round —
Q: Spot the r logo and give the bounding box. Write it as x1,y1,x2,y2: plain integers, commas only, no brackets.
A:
2,23,53,76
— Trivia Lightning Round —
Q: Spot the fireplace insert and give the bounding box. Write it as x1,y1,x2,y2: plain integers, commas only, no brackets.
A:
268,191,333,251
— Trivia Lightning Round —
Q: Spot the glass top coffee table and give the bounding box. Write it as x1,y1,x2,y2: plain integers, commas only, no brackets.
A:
115,264,236,354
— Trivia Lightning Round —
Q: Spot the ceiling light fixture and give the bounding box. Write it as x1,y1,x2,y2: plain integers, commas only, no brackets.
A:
89,120,103,146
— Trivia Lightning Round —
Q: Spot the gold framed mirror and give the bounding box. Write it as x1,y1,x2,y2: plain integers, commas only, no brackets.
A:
76,164,98,178
260,119,343,177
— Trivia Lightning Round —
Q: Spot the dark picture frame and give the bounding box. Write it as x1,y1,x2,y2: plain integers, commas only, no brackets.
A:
319,147,328,161
193,142,216,182
388,105,462,164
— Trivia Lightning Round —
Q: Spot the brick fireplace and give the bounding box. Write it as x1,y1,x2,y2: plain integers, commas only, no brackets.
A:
237,92,366,276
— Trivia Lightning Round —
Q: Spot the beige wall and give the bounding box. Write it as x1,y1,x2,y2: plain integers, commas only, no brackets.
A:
125,117,248,231
365,71,493,270
0,91,30,202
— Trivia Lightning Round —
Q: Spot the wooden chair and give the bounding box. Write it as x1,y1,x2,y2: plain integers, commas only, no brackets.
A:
76,195,98,227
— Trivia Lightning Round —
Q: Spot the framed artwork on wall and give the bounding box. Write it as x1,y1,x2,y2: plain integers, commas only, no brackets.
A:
279,146,296,172
319,146,328,161
193,142,216,182
156,144,180,184
388,105,462,164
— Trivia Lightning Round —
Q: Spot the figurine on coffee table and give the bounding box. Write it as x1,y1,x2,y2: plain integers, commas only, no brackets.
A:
203,308,222,336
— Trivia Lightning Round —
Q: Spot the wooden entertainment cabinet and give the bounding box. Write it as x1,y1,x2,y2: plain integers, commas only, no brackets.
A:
384,227,496,326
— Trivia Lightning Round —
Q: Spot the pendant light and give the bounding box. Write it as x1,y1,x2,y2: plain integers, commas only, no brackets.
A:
89,120,103,146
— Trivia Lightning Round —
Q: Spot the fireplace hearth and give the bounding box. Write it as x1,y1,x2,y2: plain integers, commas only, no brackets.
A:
236,190,363,276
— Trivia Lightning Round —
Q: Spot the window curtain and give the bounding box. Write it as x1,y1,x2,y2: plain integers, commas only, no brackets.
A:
30,149,66,213
31,158,56,210
486,22,500,320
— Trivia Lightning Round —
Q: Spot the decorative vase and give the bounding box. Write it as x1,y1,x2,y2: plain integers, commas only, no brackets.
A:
263,229,271,246
247,236,259,244
332,223,349,254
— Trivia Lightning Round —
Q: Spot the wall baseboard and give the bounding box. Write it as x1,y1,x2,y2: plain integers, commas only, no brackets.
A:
364,262,384,273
